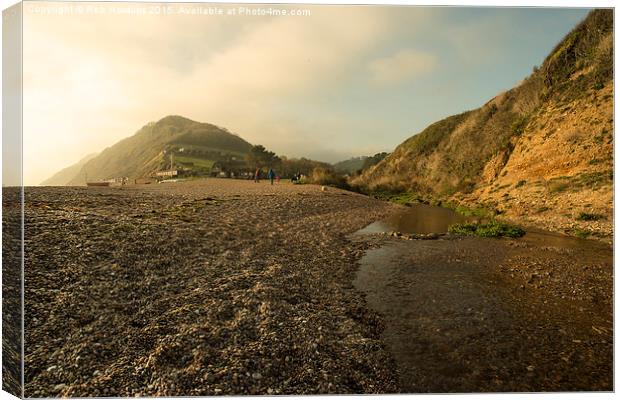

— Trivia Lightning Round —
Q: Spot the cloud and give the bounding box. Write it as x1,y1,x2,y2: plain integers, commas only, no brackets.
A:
21,5,582,185
22,3,405,184
368,49,437,86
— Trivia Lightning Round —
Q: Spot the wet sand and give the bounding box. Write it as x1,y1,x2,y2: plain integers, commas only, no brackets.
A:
354,234,612,392
21,179,399,397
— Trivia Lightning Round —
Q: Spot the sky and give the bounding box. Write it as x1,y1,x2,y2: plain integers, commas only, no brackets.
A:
20,2,590,185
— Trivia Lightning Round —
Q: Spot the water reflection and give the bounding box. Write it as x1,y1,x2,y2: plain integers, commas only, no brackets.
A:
522,228,610,251
357,203,472,235
357,203,611,252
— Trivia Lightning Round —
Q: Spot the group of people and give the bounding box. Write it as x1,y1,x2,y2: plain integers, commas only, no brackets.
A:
290,172,303,183
254,168,279,185
253,168,303,185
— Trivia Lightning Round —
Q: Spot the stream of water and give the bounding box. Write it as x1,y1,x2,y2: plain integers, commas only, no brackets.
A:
355,203,608,251
352,204,613,391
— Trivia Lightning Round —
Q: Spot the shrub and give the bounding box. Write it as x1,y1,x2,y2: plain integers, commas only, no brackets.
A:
549,181,569,193
576,212,605,221
511,115,529,135
455,180,476,194
389,192,422,206
448,220,525,238
515,180,527,188
573,229,590,239
576,171,612,187
365,190,427,206
309,167,349,189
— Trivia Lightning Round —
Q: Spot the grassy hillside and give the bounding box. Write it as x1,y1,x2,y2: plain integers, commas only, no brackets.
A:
333,153,390,175
352,9,613,240
65,116,252,185
333,157,369,174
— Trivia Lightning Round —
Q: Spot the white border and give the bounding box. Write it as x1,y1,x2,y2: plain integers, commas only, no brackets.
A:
0,1,616,400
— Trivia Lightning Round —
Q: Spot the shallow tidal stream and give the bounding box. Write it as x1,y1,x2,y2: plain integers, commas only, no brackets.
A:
352,204,613,392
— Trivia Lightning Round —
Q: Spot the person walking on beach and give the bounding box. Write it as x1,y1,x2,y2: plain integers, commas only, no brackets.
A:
268,168,275,185
254,168,261,183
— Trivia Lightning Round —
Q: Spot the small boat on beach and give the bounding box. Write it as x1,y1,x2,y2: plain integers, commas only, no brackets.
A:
86,181,111,187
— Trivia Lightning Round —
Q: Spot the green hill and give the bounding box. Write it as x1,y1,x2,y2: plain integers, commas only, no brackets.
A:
61,116,253,185
333,157,369,174
352,9,613,239
333,153,390,175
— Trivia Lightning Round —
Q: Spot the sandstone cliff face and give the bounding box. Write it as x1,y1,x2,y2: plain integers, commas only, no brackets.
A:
463,81,613,239
353,10,613,240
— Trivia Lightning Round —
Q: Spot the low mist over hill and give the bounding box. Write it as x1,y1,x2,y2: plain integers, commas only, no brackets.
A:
353,10,613,238
40,153,98,186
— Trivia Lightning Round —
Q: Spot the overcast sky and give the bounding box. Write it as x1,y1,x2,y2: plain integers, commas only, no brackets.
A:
22,2,589,185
